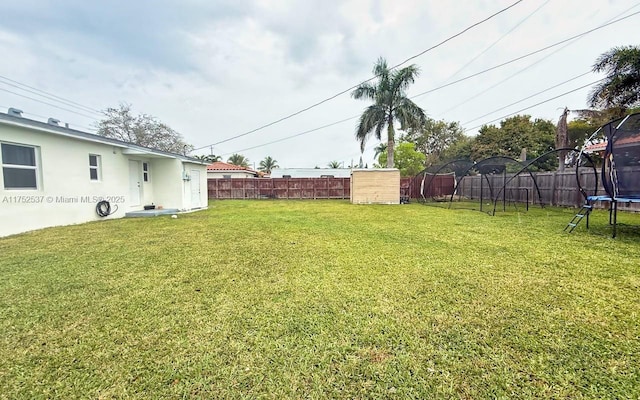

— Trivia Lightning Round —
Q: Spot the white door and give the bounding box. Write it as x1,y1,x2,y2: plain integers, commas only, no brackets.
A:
129,160,142,206
190,169,201,208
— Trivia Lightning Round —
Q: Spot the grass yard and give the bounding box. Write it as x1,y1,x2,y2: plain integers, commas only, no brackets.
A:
1,200,639,399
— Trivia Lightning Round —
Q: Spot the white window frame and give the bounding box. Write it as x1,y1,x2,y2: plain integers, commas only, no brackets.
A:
1,142,40,190
89,154,101,181
143,162,149,182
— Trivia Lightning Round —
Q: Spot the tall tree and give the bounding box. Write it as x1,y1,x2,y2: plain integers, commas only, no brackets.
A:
589,46,640,114
472,115,556,170
439,135,474,162
401,117,466,165
327,161,342,168
227,154,249,168
352,57,426,168
377,141,426,176
258,156,279,174
96,103,192,154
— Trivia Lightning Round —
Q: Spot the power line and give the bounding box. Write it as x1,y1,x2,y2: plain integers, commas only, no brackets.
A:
464,78,606,132
410,9,640,100
0,87,99,120
443,0,550,82
192,0,525,151
0,103,98,131
225,73,599,157
217,10,639,157
0,76,104,116
436,2,640,117
462,71,592,125
219,116,358,156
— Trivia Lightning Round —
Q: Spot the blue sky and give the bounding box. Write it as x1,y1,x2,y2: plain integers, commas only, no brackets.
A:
0,0,638,168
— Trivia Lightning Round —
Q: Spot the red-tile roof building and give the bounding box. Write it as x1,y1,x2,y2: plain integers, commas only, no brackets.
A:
206,161,260,178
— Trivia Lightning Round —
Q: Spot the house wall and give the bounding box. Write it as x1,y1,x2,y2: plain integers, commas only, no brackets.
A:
151,158,183,208
350,169,400,204
0,123,205,237
182,162,208,209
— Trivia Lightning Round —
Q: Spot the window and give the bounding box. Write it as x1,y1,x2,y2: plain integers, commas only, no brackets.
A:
143,162,149,182
89,154,101,181
2,143,38,189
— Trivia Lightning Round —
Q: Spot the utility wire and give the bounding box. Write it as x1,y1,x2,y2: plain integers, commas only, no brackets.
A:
410,9,640,100
222,73,596,157
0,87,99,120
443,0,550,82
0,76,104,116
192,0,525,151
462,71,592,125
0,103,98,131
436,2,640,116
464,78,606,132
219,116,359,156
343,79,603,161
218,10,639,157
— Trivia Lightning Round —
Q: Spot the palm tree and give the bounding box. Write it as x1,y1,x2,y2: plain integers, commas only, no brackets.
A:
327,160,342,168
352,57,426,168
373,143,387,159
206,154,222,163
589,46,640,114
194,154,222,163
227,153,249,168
258,156,279,174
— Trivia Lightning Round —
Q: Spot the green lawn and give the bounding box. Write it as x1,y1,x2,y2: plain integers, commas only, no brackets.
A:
1,200,639,399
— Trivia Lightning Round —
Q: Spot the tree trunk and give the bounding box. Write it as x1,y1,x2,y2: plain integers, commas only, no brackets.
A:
386,119,395,168
556,107,569,171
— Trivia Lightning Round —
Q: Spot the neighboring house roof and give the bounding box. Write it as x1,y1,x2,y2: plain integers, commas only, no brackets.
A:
583,142,607,153
0,111,205,164
270,168,352,178
583,135,640,153
206,161,258,174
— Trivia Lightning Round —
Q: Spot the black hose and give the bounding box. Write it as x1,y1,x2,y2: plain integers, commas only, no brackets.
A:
96,200,118,217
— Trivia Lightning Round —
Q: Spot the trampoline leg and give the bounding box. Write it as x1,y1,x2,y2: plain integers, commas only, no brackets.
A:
586,202,590,229
612,201,618,238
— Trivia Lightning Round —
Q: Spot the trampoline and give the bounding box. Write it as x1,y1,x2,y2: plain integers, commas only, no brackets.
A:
578,113,640,237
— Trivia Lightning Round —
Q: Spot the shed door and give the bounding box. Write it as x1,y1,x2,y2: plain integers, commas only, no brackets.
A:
129,160,142,206
190,169,201,208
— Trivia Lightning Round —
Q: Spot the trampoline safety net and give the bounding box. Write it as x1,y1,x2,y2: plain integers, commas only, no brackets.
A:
603,113,640,200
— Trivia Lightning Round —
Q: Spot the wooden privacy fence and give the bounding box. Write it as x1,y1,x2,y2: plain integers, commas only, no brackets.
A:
457,170,595,207
208,177,351,199
457,169,640,210
208,175,455,200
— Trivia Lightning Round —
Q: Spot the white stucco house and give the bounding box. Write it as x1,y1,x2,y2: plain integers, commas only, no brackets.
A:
0,109,208,237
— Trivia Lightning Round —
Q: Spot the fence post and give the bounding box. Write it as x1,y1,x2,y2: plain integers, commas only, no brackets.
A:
551,171,557,206
342,178,346,199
